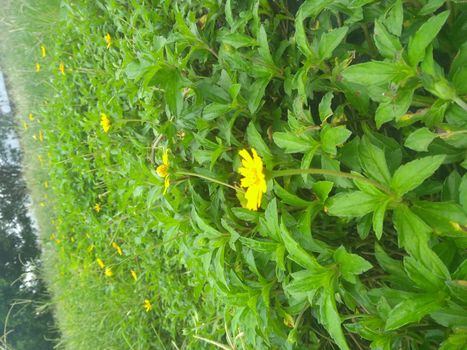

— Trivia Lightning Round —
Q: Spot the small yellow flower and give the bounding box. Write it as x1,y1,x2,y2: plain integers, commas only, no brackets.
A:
28,113,34,121
105,267,113,277
156,149,170,193
94,203,101,212
97,258,105,269
39,130,43,142
23,122,28,130
112,242,123,256
238,148,267,211
143,299,152,312
44,181,48,188
87,244,95,253
35,63,41,72
131,270,137,281
59,62,65,74
104,33,112,49
41,45,46,58
100,113,111,133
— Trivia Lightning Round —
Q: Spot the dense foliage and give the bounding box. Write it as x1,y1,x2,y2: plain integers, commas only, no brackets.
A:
4,0,467,349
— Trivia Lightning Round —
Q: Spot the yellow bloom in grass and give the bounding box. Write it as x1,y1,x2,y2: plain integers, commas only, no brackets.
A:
35,63,41,72
112,242,123,256
28,113,34,121
104,33,112,49
94,203,101,212
44,181,48,188
100,113,111,133
96,258,105,269
23,122,28,130
143,299,152,312
105,267,113,277
39,130,43,142
87,244,95,253
156,149,170,193
238,148,267,211
130,270,137,281
59,62,65,74
41,45,46,58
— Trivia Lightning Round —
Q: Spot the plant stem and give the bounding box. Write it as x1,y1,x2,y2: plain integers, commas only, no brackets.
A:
270,168,392,195
176,171,240,191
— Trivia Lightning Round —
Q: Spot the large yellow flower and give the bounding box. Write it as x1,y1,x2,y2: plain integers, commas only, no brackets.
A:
156,149,170,193
238,148,267,211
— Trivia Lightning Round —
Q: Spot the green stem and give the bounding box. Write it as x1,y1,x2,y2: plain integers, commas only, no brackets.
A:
176,171,240,191
270,168,393,195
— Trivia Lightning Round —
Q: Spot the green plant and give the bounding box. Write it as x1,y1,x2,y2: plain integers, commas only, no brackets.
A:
3,0,467,349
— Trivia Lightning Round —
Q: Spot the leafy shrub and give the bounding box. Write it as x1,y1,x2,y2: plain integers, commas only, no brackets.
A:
14,0,467,349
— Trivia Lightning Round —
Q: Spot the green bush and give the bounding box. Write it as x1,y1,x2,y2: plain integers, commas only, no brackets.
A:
6,0,467,349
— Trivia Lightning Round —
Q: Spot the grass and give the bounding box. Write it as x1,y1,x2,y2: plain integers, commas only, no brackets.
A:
2,0,467,349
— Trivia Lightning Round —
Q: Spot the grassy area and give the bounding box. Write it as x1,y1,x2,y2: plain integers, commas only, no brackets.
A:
2,0,467,349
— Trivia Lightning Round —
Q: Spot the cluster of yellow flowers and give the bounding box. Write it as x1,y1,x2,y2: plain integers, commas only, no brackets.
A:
100,113,111,133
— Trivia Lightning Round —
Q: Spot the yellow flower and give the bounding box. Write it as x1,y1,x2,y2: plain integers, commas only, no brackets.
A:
94,203,101,212
104,33,112,49
23,122,28,130
35,63,41,72
59,62,65,74
28,113,34,121
39,130,43,142
44,181,48,188
41,45,46,58
238,148,267,211
112,242,123,256
156,149,170,193
131,270,137,281
105,267,113,277
100,113,111,133
87,244,95,253
97,258,105,269
143,299,152,312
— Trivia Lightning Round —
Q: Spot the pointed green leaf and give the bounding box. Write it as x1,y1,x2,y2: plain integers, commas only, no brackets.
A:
327,191,380,218
407,11,450,67
318,26,348,61
405,127,437,152
391,155,445,196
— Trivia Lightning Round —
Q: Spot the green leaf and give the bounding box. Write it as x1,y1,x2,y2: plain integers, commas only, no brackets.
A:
391,155,445,196
385,294,444,331
279,220,323,272
274,181,313,207
404,127,437,152
312,181,334,202
327,191,381,218
257,25,274,65
439,327,467,350
358,136,392,186
407,11,450,67
341,61,410,86
319,92,333,122
374,20,402,58
375,87,414,128
419,0,446,16
334,246,372,283
318,26,348,61
412,201,467,236
318,291,350,350
239,237,278,253
320,125,352,156
264,198,280,241
294,13,313,58
246,122,273,161
248,77,270,114
273,131,318,153
372,199,390,240
382,0,403,36
220,32,256,49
